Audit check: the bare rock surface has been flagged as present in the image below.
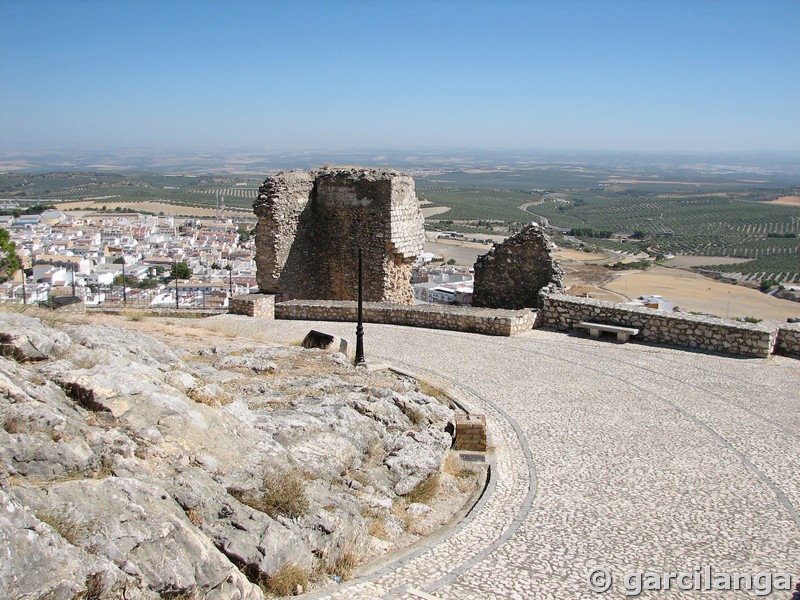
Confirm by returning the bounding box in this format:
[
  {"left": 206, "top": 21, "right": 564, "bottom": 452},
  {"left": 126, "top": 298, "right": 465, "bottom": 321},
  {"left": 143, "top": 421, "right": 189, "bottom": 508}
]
[
  {"left": 0, "top": 488, "right": 127, "bottom": 600},
  {"left": 0, "top": 312, "right": 71, "bottom": 361},
  {"left": 0, "top": 311, "right": 476, "bottom": 599}
]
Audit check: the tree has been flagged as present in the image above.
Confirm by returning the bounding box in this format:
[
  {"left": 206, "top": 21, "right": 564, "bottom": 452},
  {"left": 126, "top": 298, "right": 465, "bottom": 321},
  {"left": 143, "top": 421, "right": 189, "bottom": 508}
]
[
  {"left": 171, "top": 261, "right": 192, "bottom": 279},
  {"left": 0, "top": 228, "right": 20, "bottom": 282},
  {"left": 138, "top": 277, "right": 160, "bottom": 289},
  {"left": 237, "top": 226, "right": 253, "bottom": 243},
  {"left": 113, "top": 274, "right": 139, "bottom": 287},
  {"left": 759, "top": 278, "right": 777, "bottom": 292}
]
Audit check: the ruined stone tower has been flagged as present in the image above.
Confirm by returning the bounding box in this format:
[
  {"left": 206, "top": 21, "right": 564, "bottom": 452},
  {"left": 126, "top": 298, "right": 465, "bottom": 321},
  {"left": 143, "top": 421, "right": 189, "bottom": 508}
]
[
  {"left": 472, "top": 224, "right": 565, "bottom": 309},
  {"left": 254, "top": 168, "right": 424, "bottom": 304}
]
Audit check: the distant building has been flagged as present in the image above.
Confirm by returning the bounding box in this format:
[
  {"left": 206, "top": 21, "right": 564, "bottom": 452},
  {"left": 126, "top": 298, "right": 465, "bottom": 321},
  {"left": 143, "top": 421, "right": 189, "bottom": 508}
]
[{"left": 627, "top": 294, "right": 674, "bottom": 312}]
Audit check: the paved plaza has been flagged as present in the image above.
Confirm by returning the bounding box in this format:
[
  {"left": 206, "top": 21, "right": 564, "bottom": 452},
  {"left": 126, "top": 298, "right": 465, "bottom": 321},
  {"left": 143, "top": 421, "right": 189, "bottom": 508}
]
[{"left": 259, "top": 319, "right": 799, "bottom": 599}]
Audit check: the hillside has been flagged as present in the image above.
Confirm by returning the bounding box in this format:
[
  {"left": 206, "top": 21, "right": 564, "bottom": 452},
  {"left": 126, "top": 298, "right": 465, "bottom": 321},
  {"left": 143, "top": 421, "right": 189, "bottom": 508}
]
[{"left": 0, "top": 309, "right": 481, "bottom": 599}]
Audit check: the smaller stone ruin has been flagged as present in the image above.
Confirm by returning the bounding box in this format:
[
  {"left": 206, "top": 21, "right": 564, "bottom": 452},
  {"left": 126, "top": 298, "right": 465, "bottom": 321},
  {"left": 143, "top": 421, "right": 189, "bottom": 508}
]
[
  {"left": 254, "top": 167, "right": 424, "bottom": 304},
  {"left": 472, "top": 224, "right": 564, "bottom": 309}
]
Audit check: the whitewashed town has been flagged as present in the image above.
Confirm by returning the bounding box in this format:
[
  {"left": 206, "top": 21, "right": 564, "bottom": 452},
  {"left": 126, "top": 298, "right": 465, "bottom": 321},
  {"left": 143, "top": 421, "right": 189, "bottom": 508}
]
[{"left": 0, "top": 203, "right": 479, "bottom": 309}]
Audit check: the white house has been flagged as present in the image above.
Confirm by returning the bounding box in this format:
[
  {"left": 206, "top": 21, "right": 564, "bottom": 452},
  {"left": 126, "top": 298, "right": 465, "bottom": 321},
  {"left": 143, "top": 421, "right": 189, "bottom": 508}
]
[{"left": 85, "top": 271, "right": 115, "bottom": 286}]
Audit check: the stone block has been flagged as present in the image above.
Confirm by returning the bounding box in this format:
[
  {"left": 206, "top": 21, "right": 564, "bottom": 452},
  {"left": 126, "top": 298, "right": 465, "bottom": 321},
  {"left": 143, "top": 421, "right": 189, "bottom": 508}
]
[
  {"left": 229, "top": 294, "right": 275, "bottom": 319},
  {"left": 454, "top": 413, "right": 487, "bottom": 452},
  {"left": 301, "top": 330, "right": 354, "bottom": 359}
]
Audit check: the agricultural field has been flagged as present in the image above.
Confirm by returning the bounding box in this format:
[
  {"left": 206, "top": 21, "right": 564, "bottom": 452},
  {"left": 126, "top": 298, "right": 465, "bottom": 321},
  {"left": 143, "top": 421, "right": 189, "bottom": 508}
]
[
  {"left": 2, "top": 162, "right": 798, "bottom": 284},
  {"left": 416, "top": 168, "right": 800, "bottom": 284},
  {"left": 0, "top": 172, "right": 262, "bottom": 210}
]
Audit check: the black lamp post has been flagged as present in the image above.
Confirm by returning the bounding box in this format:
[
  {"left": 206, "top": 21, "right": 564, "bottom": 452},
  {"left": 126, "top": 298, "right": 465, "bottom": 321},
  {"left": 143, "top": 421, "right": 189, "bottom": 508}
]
[
  {"left": 228, "top": 262, "right": 233, "bottom": 298},
  {"left": 70, "top": 262, "right": 76, "bottom": 298},
  {"left": 355, "top": 247, "right": 366, "bottom": 365}
]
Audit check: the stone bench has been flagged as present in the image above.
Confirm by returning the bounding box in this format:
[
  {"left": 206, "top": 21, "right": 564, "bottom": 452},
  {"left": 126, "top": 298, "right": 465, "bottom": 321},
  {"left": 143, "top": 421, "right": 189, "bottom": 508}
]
[{"left": 577, "top": 321, "right": 639, "bottom": 342}]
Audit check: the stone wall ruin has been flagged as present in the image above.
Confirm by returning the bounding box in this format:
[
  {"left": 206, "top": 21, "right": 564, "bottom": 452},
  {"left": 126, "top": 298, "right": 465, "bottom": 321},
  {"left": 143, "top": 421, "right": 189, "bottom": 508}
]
[
  {"left": 254, "top": 168, "right": 424, "bottom": 304},
  {"left": 472, "top": 224, "right": 564, "bottom": 309}
]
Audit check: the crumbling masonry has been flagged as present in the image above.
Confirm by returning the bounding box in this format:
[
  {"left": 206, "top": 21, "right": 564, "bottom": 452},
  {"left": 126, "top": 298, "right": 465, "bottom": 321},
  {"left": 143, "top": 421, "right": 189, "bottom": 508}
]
[
  {"left": 254, "top": 168, "right": 424, "bottom": 304},
  {"left": 472, "top": 224, "right": 565, "bottom": 309}
]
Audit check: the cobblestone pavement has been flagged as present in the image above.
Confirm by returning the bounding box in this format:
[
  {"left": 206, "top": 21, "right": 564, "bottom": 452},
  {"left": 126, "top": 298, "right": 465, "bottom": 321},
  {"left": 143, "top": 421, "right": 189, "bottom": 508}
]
[{"left": 256, "top": 319, "right": 800, "bottom": 599}]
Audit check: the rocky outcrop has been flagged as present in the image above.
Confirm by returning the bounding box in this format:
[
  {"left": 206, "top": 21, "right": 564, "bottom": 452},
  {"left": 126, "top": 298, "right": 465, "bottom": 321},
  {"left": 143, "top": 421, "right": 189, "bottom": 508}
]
[
  {"left": 0, "top": 312, "right": 71, "bottom": 361},
  {"left": 472, "top": 224, "right": 565, "bottom": 309},
  {"left": 254, "top": 168, "right": 425, "bottom": 304},
  {"left": 0, "top": 312, "right": 459, "bottom": 598}
]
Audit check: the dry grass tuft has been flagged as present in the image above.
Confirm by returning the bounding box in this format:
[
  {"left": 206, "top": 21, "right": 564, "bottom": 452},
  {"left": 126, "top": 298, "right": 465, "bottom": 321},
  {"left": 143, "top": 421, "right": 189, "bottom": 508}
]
[
  {"left": 71, "top": 353, "right": 100, "bottom": 369},
  {"left": 36, "top": 511, "right": 87, "bottom": 545},
  {"left": 185, "top": 507, "right": 203, "bottom": 527},
  {"left": 91, "top": 456, "right": 114, "bottom": 479},
  {"left": 78, "top": 571, "right": 106, "bottom": 600},
  {"left": 405, "top": 472, "right": 441, "bottom": 504},
  {"left": 367, "top": 515, "right": 389, "bottom": 539},
  {"left": 262, "top": 564, "right": 309, "bottom": 596},
  {"left": 122, "top": 309, "right": 146, "bottom": 322},
  {"left": 326, "top": 534, "right": 364, "bottom": 581},
  {"left": 34, "top": 311, "right": 63, "bottom": 330},
  {"left": 416, "top": 380, "right": 450, "bottom": 403},
  {"left": 443, "top": 451, "right": 481, "bottom": 493},
  {"left": 207, "top": 319, "right": 248, "bottom": 339},
  {"left": 187, "top": 387, "right": 231, "bottom": 407},
  {"left": 0, "top": 302, "right": 29, "bottom": 315},
  {"left": 3, "top": 414, "right": 27, "bottom": 434}
]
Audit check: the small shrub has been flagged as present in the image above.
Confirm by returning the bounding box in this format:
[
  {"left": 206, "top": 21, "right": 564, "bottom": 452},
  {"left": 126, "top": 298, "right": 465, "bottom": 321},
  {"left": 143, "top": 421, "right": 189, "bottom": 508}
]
[
  {"left": 263, "top": 564, "right": 309, "bottom": 596},
  {"left": 234, "top": 470, "right": 309, "bottom": 520},
  {"left": 260, "top": 470, "right": 309, "bottom": 519},
  {"left": 739, "top": 316, "right": 763, "bottom": 324}
]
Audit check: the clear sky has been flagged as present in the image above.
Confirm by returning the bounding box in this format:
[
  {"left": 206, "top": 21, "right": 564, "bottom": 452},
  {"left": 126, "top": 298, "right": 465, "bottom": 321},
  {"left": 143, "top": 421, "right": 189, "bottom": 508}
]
[{"left": 1, "top": 0, "right": 799, "bottom": 154}]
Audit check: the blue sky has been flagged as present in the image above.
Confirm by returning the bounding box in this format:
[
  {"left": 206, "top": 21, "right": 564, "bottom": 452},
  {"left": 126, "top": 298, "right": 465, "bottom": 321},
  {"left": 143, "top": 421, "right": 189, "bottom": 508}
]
[{"left": 1, "top": 0, "right": 798, "bottom": 154}]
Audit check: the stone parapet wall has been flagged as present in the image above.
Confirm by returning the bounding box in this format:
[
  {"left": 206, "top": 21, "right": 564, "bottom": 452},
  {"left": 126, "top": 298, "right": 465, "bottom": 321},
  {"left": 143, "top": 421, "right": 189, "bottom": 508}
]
[
  {"left": 229, "top": 294, "right": 275, "bottom": 319},
  {"left": 540, "top": 294, "right": 778, "bottom": 358},
  {"left": 275, "top": 300, "right": 537, "bottom": 336},
  {"left": 775, "top": 323, "right": 800, "bottom": 357}
]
